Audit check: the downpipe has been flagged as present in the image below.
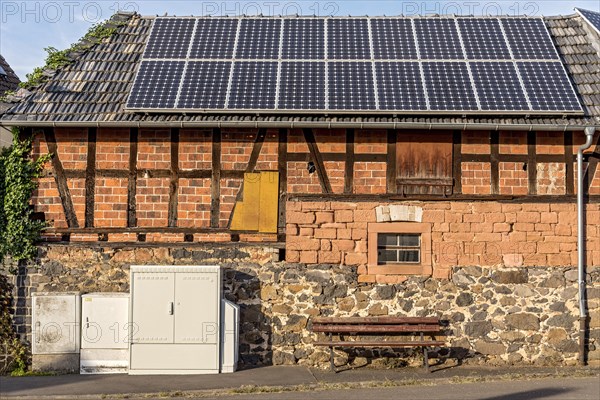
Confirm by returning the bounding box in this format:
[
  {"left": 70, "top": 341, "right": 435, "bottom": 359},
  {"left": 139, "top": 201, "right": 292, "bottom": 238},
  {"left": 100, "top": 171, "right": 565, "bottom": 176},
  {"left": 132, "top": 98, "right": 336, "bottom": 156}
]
[{"left": 577, "top": 126, "right": 595, "bottom": 366}]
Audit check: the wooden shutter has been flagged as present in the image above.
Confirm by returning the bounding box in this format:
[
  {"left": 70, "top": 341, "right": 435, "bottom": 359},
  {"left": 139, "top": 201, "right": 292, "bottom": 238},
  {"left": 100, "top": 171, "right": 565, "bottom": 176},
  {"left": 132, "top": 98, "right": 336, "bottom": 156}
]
[{"left": 230, "top": 172, "right": 279, "bottom": 233}]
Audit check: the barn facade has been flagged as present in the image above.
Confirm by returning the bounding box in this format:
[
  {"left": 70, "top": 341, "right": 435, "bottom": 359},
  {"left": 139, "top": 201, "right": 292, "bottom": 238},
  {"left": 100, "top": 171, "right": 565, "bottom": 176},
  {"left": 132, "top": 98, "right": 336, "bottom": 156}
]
[{"left": 2, "top": 10, "right": 600, "bottom": 369}]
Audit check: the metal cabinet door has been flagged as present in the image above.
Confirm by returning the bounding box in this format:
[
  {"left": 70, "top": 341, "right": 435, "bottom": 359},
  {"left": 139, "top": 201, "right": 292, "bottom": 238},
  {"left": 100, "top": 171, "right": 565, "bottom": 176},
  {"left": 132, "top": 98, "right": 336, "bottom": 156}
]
[
  {"left": 32, "top": 294, "right": 80, "bottom": 354},
  {"left": 174, "top": 272, "right": 219, "bottom": 344},
  {"left": 131, "top": 273, "right": 174, "bottom": 344},
  {"left": 81, "top": 295, "right": 129, "bottom": 349}
]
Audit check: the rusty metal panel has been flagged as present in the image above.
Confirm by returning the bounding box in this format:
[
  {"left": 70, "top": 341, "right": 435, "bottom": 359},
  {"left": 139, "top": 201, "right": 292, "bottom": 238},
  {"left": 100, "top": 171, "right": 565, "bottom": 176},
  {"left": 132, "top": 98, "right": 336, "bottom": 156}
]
[
  {"left": 396, "top": 131, "right": 453, "bottom": 195},
  {"left": 258, "top": 171, "right": 280, "bottom": 233},
  {"left": 230, "top": 172, "right": 279, "bottom": 232}
]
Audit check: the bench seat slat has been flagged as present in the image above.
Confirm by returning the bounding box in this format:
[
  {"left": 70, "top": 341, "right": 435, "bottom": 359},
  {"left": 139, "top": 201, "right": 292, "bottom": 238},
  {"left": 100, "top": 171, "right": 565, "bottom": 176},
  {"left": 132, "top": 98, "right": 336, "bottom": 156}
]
[
  {"left": 312, "top": 324, "right": 441, "bottom": 333},
  {"left": 313, "top": 341, "right": 445, "bottom": 347},
  {"left": 312, "top": 317, "right": 439, "bottom": 325}
]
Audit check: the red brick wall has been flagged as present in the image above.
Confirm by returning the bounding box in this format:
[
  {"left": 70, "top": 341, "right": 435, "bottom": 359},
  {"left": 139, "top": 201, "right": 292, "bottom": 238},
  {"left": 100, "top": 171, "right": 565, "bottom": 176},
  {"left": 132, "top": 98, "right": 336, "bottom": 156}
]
[
  {"left": 28, "top": 127, "right": 600, "bottom": 245},
  {"left": 286, "top": 201, "right": 600, "bottom": 283}
]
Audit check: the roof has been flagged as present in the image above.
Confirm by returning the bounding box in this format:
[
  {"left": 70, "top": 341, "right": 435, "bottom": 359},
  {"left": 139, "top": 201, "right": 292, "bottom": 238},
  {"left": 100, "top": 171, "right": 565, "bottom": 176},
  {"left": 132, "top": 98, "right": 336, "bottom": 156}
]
[
  {"left": 0, "top": 54, "right": 21, "bottom": 114},
  {"left": 2, "top": 11, "right": 600, "bottom": 130}
]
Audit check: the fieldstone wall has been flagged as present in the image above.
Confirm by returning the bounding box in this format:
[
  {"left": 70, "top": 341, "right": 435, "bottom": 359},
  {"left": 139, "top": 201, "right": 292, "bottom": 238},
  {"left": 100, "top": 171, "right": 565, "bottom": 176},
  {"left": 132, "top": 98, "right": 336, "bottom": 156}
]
[{"left": 2, "top": 243, "right": 599, "bottom": 371}]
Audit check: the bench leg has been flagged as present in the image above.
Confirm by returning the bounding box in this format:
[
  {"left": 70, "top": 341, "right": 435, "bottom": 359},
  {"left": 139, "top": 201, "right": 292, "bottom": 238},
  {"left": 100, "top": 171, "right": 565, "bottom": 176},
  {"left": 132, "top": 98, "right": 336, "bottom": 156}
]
[
  {"left": 330, "top": 346, "right": 335, "bottom": 372},
  {"left": 423, "top": 347, "right": 430, "bottom": 373}
]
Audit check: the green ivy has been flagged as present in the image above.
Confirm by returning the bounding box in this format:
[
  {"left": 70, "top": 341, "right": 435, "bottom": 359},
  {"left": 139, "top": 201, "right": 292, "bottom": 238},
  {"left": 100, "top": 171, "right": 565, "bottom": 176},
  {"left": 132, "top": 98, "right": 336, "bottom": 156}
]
[
  {"left": 0, "top": 128, "right": 50, "bottom": 262},
  {"left": 20, "top": 20, "right": 124, "bottom": 90}
]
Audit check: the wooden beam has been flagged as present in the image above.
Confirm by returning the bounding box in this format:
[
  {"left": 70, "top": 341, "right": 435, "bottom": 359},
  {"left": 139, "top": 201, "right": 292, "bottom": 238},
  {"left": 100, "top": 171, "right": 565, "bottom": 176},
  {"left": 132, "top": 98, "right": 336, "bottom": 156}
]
[
  {"left": 386, "top": 129, "right": 397, "bottom": 194},
  {"left": 84, "top": 128, "right": 96, "bottom": 228},
  {"left": 303, "top": 128, "right": 332, "bottom": 194},
  {"left": 227, "top": 129, "right": 267, "bottom": 228},
  {"left": 288, "top": 193, "right": 600, "bottom": 203},
  {"left": 278, "top": 128, "right": 288, "bottom": 232},
  {"left": 168, "top": 128, "right": 179, "bottom": 228},
  {"left": 527, "top": 131, "right": 538, "bottom": 195},
  {"left": 210, "top": 128, "right": 222, "bottom": 228},
  {"left": 490, "top": 131, "right": 500, "bottom": 195},
  {"left": 43, "top": 128, "right": 79, "bottom": 228},
  {"left": 461, "top": 153, "right": 567, "bottom": 163},
  {"left": 583, "top": 132, "right": 600, "bottom": 195},
  {"left": 286, "top": 152, "right": 386, "bottom": 163},
  {"left": 127, "top": 128, "right": 138, "bottom": 227},
  {"left": 452, "top": 130, "right": 462, "bottom": 194},
  {"left": 344, "top": 129, "right": 355, "bottom": 194},
  {"left": 565, "top": 131, "right": 574, "bottom": 195}
]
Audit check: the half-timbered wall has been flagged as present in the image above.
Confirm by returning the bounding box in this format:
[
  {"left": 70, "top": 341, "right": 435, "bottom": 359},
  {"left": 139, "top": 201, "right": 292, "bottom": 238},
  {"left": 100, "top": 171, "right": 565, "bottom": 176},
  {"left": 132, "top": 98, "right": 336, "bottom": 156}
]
[{"left": 30, "top": 127, "right": 600, "bottom": 258}]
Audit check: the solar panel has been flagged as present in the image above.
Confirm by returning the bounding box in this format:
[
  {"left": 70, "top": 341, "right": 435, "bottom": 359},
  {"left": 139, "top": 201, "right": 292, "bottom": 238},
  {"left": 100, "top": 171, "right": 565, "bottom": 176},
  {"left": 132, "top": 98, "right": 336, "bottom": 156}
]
[
  {"left": 278, "top": 62, "right": 326, "bottom": 109},
  {"left": 577, "top": 8, "right": 600, "bottom": 34},
  {"left": 282, "top": 19, "right": 325, "bottom": 59},
  {"left": 189, "top": 19, "right": 238, "bottom": 59},
  {"left": 236, "top": 19, "right": 282, "bottom": 59},
  {"left": 328, "top": 62, "right": 376, "bottom": 110},
  {"left": 143, "top": 18, "right": 196, "bottom": 59},
  {"left": 414, "top": 18, "right": 464, "bottom": 59},
  {"left": 177, "top": 62, "right": 231, "bottom": 109},
  {"left": 458, "top": 18, "right": 511, "bottom": 60},
  {"left": 228, "top": 62, "right": 278, "bottom": 109},
  {"left": 128, "top": 16, "right": 583, "bottom": 115},
  {"left": 375, "top": 62, "right": 426, "bottom": 110},
  {"left": 370, "top": 19, "right": 418, "bottom": 60},
  {"left": 470, "top": 62, "right": 529, "bottom": 110},
  {"left": 517, "top": 61, "right": 582, "bottom": 111},
  {"left": 501, "top": 18, "right": 559, "bottom": 60},
  {"left": 126, "top": 61, "right": 185, "bottom": 108},
  {"left": 328, "top": 19, "right": 371, "bottom": 60},
  {"left": 422, "top": 62, "right": 478, "bottom": 110}
]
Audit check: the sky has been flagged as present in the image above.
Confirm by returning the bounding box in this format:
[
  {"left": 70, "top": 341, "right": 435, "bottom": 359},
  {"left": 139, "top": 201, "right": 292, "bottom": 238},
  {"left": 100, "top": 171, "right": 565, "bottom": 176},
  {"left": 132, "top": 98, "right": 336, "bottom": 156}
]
[{"left": 1, "top": 0, "right": 599, "bottom": 80}]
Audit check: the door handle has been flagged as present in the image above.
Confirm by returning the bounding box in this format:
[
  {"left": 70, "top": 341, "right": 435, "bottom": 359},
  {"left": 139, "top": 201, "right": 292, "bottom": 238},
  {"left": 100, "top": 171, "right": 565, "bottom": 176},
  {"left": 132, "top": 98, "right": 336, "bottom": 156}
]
[
  {"left": 86, "top": 317, "right": 89, "bottom": 329},
  {"left": 168, "top": 302, "right": 174, "bottom": 315}
]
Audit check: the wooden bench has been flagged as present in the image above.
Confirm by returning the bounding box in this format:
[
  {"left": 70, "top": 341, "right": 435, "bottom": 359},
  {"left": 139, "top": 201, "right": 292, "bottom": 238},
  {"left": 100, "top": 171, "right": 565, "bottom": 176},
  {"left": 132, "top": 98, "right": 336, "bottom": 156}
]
[{"left": 311, "top": 316, "right": 444, "bottom": 372}]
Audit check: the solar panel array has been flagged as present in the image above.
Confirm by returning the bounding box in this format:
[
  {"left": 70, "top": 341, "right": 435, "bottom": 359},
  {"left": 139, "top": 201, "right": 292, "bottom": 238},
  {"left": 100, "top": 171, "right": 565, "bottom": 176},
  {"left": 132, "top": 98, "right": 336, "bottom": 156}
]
[
  {"left": 576, "top": 8, "right": 600, "bottom": 36},
  {"left": 126, "top": 16, "right": 583, "bottom": 114}
]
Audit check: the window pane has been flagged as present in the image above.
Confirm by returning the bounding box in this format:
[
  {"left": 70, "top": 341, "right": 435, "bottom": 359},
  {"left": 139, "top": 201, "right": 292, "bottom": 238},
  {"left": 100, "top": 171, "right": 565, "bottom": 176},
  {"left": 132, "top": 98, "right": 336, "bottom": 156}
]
[
  {"left": 378, "top": 249, "right": 398, "bottom": 263},
  {"left": 399, "top": 250, "right": 420, "bottom": 263},
  {"left": 398, "top": 234, "right": 420, "bottom": 247},
  {"left": 378, "top": 234, "right": 398, "bottom": 247}
]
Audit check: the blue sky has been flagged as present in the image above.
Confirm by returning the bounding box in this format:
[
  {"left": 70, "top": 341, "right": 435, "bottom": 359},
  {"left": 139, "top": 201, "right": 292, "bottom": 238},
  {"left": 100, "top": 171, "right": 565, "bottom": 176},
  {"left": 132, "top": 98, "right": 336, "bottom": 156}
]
[{"left": 1, "top": 0, "right": 599, "bottom": 80}]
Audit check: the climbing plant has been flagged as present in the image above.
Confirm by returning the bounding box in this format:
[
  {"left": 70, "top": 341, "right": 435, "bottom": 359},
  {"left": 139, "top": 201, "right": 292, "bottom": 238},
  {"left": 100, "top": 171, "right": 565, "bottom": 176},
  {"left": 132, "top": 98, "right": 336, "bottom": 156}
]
[{"left": 0, "top": 128, "right": 50, "bottom": 262}]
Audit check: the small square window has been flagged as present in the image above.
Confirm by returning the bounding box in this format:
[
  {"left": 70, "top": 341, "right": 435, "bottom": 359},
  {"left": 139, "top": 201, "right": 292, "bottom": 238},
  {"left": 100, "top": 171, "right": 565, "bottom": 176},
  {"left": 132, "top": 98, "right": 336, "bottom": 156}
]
[
  {"left": 368, "top": 222, "right": 432, "bottom": 276},
  {"left": 377, "top": 233, "right": 421, "bottom": 264}
]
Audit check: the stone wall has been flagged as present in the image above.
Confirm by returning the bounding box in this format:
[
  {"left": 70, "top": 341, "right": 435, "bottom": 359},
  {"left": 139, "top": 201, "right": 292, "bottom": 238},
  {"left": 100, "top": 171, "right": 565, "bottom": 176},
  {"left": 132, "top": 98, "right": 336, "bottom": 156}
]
[{"left": 2, "top": 243, "right": 599, "bottom": 371}]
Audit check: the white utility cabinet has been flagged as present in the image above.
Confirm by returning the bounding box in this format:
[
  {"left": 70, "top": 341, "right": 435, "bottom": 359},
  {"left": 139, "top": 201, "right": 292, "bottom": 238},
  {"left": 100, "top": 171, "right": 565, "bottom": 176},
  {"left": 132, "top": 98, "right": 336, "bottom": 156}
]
[
  {"left": 221, "top": 299, "right": 239, "bottom": 373},
  {"left": 129, "top": 265, "right": 222, "bottom": 375},
  {"left": 32, "top": 292, "right": 80, "bottom": 371},
  {"left": 80, "top": 293, "right": 129, "bottom": 374}
]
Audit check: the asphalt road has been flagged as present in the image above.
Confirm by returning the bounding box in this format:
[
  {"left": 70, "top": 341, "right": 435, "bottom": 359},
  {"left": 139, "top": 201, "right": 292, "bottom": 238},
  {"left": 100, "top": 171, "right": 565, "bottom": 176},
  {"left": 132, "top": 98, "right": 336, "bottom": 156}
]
[{"left": 187, "top": 377, "right": 600, "bottom": 400}]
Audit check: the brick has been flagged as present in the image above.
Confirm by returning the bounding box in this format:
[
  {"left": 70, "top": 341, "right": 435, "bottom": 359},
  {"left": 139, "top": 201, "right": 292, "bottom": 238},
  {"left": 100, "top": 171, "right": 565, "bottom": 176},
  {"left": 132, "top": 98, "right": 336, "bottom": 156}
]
[
  {"left": 286, "top": 250, "right": 300, "bottom": 263},
  {"left": 314, "top": 228, "right": 337, "bottom": 239},
  {"left": 287, "top": 211, "right": 315, "bottom": 224},
  {"left": 319, "top": 251, "right": 341, "bottom": 264},
  {"left": 472, "top": 203, "right": 502, "bottom": 213},
  {"left": 432, "top": 267, "right": 452, "bottom": 280},
  {"left": 330, "top": 201, "right": 358, "bottom": 210},
  {"left": 358, "top": 275, "right": 377, "bottom": 283},
  {"left": 286, "top": 201, "right": 302, "bottom": 211},
  {"left": 337, "top": 228, "right": 352, "bottom": 240},
  {"left": 315, "top": 212, "right": 334, "bottom": 224},
  {"left": 299, "top": 227, "right": 314, "bottom": 236},
  {"left": 493, "top": 223, "right": 511, "bottom": 233},
  {"left": 287, "top": 224, "right": 298, "bottom": 235},
  {"left": 332, "top": 239, "right": 355, "bottom": 252},
  {"left": 516, "top": 212, "right": 541, "bottom": 223},
  {"left": 344, "top": 253, "right": 367, "bottom": 265},
  {"left": 376, "top": 275, "right": 408, "bottom": 284},
  {"left": 301, "top": 202, "right": 328, "bottom": 211},
  {"left": 555, "top": 225, "right": 572, "bottom": 236},
  {"left": 335, "top": 210, "right": 354, "bottom": 223},
  {"left": 547, "top": 253, "right": 572, "bottom": 266},
  {"left": 287, "top": 236, "right": 320, "bottom": 251},
  {"left": 353, "top": 210, "right": 376, "bottom": 222},
  {"left": 464, "top": 213, "right": 484, "bottom": 223},
  {"left": 513, "top": 223, "right": 534, "bottom": 232},
  {"left": 300, "top": 251, "right": 318, "bottom": 264},
  {"left": 320, "top": 239, "right": 331, "bottom": 251},
  {"left": 474, "top": 233, "right": 502, "bottom": 242},
  {"left": 540, "top": 212, "right": 558, "bottom": 224},
  {"left": 558, "top": 211, "right": 577, "bottom": 225},
  {"left": 537, "top": 242, "right": 560, "bottom": 254},
  {"left": 352, "top": 229, "right": 368, "bottom": 240},
  {"left": 422, "top": 210, "right": 445, "bottom": 223}
]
